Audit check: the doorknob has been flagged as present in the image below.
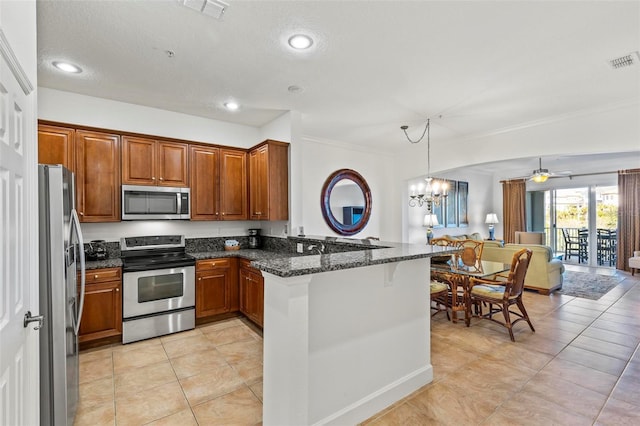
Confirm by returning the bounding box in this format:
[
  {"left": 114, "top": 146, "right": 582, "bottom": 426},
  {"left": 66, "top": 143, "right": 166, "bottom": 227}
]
[{"left": 24, "top": 311, "right": 44, "bottom": 330}]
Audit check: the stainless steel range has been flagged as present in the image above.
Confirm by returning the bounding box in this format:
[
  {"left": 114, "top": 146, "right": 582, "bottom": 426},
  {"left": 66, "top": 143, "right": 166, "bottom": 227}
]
[{"left": 120, "top": 235, "right": 195, "bottom": 344}]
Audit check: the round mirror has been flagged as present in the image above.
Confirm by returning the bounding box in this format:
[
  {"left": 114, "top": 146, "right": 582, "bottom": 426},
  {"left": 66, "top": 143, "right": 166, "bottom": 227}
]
[{"left": 320, "top": 169, "right": 372, "bottom": 236}]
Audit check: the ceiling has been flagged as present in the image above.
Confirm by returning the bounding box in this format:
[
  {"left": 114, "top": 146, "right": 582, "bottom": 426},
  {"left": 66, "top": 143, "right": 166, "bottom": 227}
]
[{"left": 37, "top": 0, "right": 639, "bottom": 160}]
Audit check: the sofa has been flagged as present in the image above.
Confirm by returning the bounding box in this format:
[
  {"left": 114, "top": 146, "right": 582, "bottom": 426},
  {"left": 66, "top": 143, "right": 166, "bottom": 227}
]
[{"left": 440, "top": 233, "right": 564, "bottom": 295}]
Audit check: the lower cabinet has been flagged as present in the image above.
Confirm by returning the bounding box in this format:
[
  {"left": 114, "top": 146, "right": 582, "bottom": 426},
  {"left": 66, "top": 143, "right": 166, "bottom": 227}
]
[
  {"left": 196, "top": 258, "right": 239, "bottom": 319},
  {"left": 78, "top": 267, "right": 122, "bottom": 345},
  {"left": 239, "top": 259, "right": 264, "bottom": 327}
]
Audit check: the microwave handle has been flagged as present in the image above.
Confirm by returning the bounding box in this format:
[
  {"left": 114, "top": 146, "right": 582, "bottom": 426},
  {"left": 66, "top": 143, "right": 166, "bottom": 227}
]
[{"left": 177, "top": 192, "right": 182, "bottom": 215}]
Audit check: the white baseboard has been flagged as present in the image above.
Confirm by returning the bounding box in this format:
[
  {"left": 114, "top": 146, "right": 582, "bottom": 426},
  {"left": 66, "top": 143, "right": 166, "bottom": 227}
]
[{"left": 312, "top": 365, "right": 434, "bottom": 426}]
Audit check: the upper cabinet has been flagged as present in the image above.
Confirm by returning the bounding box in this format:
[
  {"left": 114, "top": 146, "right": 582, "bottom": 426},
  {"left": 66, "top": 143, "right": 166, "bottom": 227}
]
[
  {"left": 38, "top": 124, "right": 75, "bottom": 170},
  {"left": 122, "top": 136, "right": 189, "bottom": 187},
  {"left": 220, "top": 148, "right": 247, "bottom": 220},
  {"left": 190, "top": 145, "right": 247, "bottom": 221},
  {"left": 249, "top": 140, "right": 289, "bottom": 221},
  {"left": 76, "top": 130, "right": 121, "bottom": 222}
]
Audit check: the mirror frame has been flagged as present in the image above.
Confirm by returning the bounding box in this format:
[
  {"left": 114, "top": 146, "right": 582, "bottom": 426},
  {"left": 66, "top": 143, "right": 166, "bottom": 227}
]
[{"left": 320, "top": 168, "right": 372, "bottom": 236}]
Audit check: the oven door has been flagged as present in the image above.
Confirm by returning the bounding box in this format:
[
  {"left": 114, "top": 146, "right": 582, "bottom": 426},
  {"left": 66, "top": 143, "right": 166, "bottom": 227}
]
[{"left": 123, "top": 266, "right": 195, "bottom": 318}]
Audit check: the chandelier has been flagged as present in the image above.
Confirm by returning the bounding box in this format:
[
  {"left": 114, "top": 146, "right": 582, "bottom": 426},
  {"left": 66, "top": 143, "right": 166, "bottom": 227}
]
[{"left": 402, "top": 118, "right": 449, "bottom": 210}]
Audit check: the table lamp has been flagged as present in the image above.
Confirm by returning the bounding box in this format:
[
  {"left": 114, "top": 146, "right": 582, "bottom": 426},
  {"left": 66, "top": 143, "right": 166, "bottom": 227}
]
[
  {"left": 485, "top": 213, "right": 499, "bottom": 240},
  {"left": 423, "top": 213, "right": 439, "bottom": 244}
]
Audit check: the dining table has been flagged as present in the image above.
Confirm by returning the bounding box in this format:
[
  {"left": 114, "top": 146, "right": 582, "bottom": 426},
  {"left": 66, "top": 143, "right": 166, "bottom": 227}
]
[{"left": 431, "top": 257, "right": 511, "bottom": 326}]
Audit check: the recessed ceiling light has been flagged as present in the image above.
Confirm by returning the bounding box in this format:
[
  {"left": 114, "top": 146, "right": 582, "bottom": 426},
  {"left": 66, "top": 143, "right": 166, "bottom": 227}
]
[
  {"left": 288, "top": 34, "right": 313, "bottom": 50},
  {"left": 52, "top": 61, "right": 82, "bottom": 73},
  {"left": 224, "top": 101, "right": 239, "bottom": 111}
]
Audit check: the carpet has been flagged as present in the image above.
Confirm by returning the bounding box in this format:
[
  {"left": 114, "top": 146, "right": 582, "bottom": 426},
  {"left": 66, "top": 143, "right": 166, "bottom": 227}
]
[{"left": 556, "top": 270, "right": 623, "bottom": 300}]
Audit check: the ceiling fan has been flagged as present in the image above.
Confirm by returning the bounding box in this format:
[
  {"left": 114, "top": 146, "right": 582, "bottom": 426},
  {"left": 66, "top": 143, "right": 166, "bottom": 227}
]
[{"left": 526, "top": 157, "right": 571, "bottom": 183}]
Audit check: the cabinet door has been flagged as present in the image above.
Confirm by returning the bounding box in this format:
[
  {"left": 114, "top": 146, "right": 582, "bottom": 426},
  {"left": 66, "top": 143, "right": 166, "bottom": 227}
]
[
  {"left": 76, "top": 130, "right": 120, "bottom": 222},
  {"left": 249, "top": 141, "right": 289, "bottom": 221},
  {"left": 220, "top": 148, "right": 247, "bottom": 220},
  {"left": 254, "top": 271, "right": 264, "bottom": 327},
  {"left": 78, "top": 269, "right": 122, "bottom": 343},
  {"left": 122, "top": 136, "right": 156, "bottom": 185},
  {"left": 157, "top": 141, "right": 189, "bottom": 187},
  {"left": 190, "top": 145, "right": 220, "bottom": 220},
  {"left": 248, "top": 147, "right": 268, "bottom": 220},
  {"left": 239, "top": 267, "right": 252, "bottom": 318},
  {"left": 37, "top": 124, "right": 75, "bottom": 170},
  {"left": 239, "top": 265, "right": 263, "bottom": 327},
  {"left": 196, "top": 269, "right": 230, "bottom": 317}
]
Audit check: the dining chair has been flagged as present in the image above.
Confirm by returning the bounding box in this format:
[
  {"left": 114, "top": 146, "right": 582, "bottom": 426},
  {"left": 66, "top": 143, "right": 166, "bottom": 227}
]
[
  {"left": 454, "top": 239, "right": 484, "bottom": 271},
  {"left": 430, "top": 281, "right": 450, "bottom": 319},
  {"left": 467, "top": 248, "right": 534, "bottom": 341},
  {"left": 429, "top": 237, "right": 458, "bottom": 319},
  {"left": 561, "top": 228, "right": 582, "bottom": 262}
]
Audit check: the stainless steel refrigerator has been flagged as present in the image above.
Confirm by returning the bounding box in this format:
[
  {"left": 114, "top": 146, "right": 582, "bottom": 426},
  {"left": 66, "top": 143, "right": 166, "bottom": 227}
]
[{"left": 38, "top": 164, "right": 86, "bottom": 426}]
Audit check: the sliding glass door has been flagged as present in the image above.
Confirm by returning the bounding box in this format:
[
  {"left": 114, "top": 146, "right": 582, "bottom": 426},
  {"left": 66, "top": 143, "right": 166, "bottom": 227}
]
[{"left": 541, "top": 185, "right": 618, "bottom": 267}]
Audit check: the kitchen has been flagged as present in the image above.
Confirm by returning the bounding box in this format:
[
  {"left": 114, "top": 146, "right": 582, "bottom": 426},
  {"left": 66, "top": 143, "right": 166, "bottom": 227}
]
[
  {"left": 5, "top": 1, "right": 638, "bottom": 425},
  {"left": 34, "top": 89, "right": 446, "bottom": 425}
]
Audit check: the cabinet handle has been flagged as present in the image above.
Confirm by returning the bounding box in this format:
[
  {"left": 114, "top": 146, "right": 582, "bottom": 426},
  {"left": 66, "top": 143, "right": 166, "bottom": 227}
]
[
  {"left": 79, "top": 212, "right": 84, "bottom": 216},
  {"left": 152, "top": 177, "right": 156, "bottom": 180},
  {"left": 221, "top": 212, "right": 225, "bottom": 216},
  {"left": 94, "top": 274, "right": 98, "bottom": 279},
  {"left": 215, "top": 212, "right": 219, "bottom": 215},
  {"left": 159, "top": 177, "right": 164, "bottom": 181},
  {"left": 198, "top": 277, "right": 201, "bottom": 281},
  {"left": 116, "top": 288, "right": 119, "bottom": 292}
]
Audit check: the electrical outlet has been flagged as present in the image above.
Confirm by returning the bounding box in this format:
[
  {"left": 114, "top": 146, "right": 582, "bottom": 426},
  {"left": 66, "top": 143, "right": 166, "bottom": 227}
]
[{"left": 297, "top": 243, "right": 303, "bottom": 253}]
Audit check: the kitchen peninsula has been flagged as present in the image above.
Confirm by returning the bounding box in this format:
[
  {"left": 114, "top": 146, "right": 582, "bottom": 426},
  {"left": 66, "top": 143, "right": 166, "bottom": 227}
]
[
  {"left": 83, "top": 235, "right": 454, "bottom": 425},
  {"left": 250, "top": 236, "right": 453, "bottom": 426}
]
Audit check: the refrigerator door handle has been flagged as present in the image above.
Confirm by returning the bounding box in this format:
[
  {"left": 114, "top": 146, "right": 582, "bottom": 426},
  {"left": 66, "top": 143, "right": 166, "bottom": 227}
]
[{"left": 70, "top": 208, "right": 86, "bottom": 335}]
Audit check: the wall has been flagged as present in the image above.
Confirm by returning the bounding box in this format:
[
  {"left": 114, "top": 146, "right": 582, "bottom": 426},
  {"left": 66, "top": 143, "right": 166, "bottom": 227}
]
[
  {"left": 297, "top": 137, "right": 397, "bottom": 240},
  {"left": 405, "top": 170, "right": 494, "bottom": 244},
  {"left": 398, "top": 101, "right": 640, "bottom": 243}
]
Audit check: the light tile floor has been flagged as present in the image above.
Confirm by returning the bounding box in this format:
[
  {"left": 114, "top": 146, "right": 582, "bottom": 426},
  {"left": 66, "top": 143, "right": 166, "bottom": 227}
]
[
  {"left": 76, "top": 267, "right": 640, "bottom": 425},
  {"left": 75, "top": 318, "right": 263, "bottom": 426}
]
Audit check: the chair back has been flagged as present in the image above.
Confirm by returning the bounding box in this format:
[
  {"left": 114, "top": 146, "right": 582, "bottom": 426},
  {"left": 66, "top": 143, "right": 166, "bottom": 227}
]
[
  {"left": 455, "top": 239, "right": 484, "bottom": 268},
  {"left": 561, "top": 228, "right": 570, "bottom": 243},
  {"left": 505, "top": 248, "right": 533, "bottom": 297},
  {"left": 431, "top": 237, "right": 456, "bottom": 247}
]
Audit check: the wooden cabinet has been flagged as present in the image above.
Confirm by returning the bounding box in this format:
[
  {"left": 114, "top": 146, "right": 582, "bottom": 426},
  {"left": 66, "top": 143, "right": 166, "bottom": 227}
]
[
  {"left": 220, "top": 148, "right": 247, "bottom": 220},
  {"left": 239, "top": 259, "right": 264, "bottom": 327},
  {"left": 122, "top": 136, "right": 189, "bottom": 187},
  {"left": 190, "top": 145, "right": 247, "bottom": 220},
  {"left": 196, "top": 258, "right": 239, "bottom": 319},
  {"left": 37, "top": 124, "right": 75, "bottom": 169},
  {"left": 248, "top": 140, "right": 289, "bottom": 220},
  {"left": 76, "top": 130, "right": 121, "bottom": 222},
  {"left": 78, "top": 268, "right": 122, "bottom": 345}
]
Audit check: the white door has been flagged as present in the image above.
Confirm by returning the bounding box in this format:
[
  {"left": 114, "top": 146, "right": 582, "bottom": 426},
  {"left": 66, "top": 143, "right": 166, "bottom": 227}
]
[{"left": 0, "top": 25, "right": 39, "bottom": 426}]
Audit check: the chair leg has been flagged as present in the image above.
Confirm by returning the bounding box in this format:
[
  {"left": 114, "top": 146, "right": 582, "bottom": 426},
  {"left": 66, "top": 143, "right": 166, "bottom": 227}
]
[
  {"left": 501, "top": 304, "right": 515, "bottom": 342},
  {"left": 516, "top": 298, "right": 535, "bottom": 332}
]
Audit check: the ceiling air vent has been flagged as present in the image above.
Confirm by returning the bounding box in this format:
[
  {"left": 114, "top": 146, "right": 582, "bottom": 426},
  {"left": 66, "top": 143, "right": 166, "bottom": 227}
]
[
  {"left": 608, "top": 51, "right": 640, "bottom": 69},
  {"left": 182, "top": 0, "right": 228, "bottom": 19}
]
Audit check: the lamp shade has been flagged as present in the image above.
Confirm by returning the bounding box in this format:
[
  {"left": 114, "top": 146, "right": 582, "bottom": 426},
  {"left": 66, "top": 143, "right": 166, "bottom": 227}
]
[
  {"left": 423, "top": 214, "right": 439, "bottom": 227},
  {"left": 485, "top": 213, "right": 499, "bottom": 225}
]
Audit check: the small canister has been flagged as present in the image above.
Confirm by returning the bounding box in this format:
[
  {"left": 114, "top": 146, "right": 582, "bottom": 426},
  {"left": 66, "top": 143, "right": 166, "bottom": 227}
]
[{"left": 248, "top": 229, "right": 261, "bottom": 249}]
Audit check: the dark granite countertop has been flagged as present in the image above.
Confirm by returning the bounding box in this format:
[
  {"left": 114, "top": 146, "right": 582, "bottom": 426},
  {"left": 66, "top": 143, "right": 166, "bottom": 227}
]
[
  {"left": 188, "top": 249, "right": 304, "bottom": 262},
  {"left": 84, "top": 236, "right": 457, "bottom": 277},
  {"left": 85, "top": 258, "right": 123, "bottom": 270},
  {"left": 250, "top": 239, "right": 456, "bottom": 278}
]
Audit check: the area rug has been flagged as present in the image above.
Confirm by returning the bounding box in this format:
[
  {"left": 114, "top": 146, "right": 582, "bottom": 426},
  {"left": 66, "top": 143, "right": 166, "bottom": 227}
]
[{"left": 556, "top": 270, "right": 623, "bottom": 300}]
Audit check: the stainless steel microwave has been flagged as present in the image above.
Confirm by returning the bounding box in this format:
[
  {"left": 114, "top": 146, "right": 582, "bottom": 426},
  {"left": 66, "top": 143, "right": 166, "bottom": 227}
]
[{"left": 122, "top": 185, "right": 190, "bottom": 220}]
